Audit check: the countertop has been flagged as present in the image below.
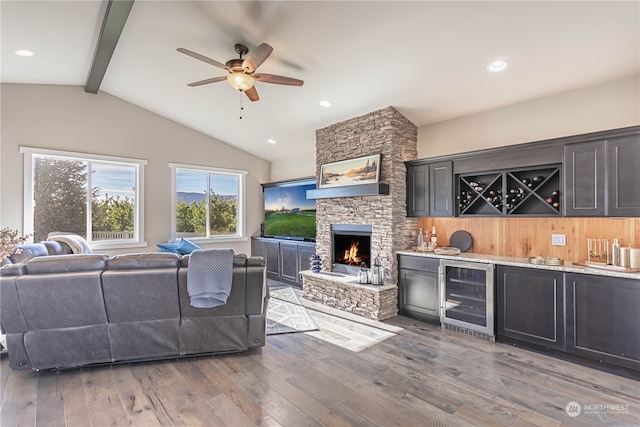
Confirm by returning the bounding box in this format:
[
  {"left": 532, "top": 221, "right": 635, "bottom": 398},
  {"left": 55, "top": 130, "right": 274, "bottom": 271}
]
[{"left": 396, "top": 250, "right": 640, "bottom": 280}]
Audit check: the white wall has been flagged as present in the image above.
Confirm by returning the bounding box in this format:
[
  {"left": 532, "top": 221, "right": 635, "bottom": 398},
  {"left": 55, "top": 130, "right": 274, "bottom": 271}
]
[
  {"left": 0, "top": 84, "right": 270, "bottom": 255},
  {"left": 269, "top": 152, "right": 316, "bottom": 183},
  {"left": 272, "top": 76, "right": 640, "bottom": 180},
  {"left": 417, "top": 75, "right": 640, "bottom": 158}
]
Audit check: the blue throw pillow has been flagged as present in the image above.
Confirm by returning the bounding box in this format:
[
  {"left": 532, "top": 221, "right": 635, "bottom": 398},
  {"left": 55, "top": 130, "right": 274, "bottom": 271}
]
[
  {"left": 176, "top": 238, "right": 200, "bottom": 255},
  {"left": 157, "top": 241, "right": 181, "bottom": 254}
]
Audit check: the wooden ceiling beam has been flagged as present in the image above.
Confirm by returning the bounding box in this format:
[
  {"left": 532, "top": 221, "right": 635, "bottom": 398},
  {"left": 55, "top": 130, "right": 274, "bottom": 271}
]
[{"left": 85, "top": 0, "right": 134, "bottom": 94}]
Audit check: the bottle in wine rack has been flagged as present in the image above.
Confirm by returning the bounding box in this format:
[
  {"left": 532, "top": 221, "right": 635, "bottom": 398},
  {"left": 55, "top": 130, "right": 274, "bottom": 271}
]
[
  {"left": 468, "top": 181, "right": 485, "bottom": 193},
  {"left": 521, "top": 178, "right": 533, "bottom": 188},
  {"left": 546, "top": 190, "right": 560, "bottom": 209},
  {"left": 532, "top": 175, "right": 545, "bottom": 187}
]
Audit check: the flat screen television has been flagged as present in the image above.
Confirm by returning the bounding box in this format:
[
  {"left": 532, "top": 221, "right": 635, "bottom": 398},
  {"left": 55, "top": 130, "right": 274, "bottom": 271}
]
[{"left": 262, "top": 178, "right": 316, "bottom": 241}]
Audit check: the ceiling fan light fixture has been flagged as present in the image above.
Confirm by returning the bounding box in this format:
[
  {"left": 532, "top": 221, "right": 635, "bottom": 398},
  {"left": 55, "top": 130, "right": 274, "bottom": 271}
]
[
  {"left": 487, "top": 60, "right": 508, "bottom": 72},
  {"left": 227, "top": 73, "right": 255, "bottom": 91},
  {"left": 15, "top": 49, "right": 34, "bottom": 57}
]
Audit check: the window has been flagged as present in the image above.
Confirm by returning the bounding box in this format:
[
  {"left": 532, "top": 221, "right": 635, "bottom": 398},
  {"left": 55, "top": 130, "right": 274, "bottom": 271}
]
[
  {"left": 21, "top": 147, "right": 146, "bottom": 249},
  {"left": 170, "top": 163, "right": 246, "bottom": 242}
]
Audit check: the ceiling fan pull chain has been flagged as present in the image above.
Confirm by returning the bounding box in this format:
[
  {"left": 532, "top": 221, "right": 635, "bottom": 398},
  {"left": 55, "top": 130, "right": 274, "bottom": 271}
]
[{"left": 239, "top": 91, "right": 244, "bottom": 120}]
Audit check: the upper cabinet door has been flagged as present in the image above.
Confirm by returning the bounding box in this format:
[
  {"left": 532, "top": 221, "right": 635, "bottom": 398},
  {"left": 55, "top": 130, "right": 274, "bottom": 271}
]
[
  {"left": 564, "top": 141, "right": 606, "bottom": 216},
  {"left": 429, "top": 161, "right": 453, "bottom": 217},
  {"left": 606, "top": 136, "right": 640, "bottom": 217},
  {"left": 406, "top": 163, "right": 429, "bottom": 217}
]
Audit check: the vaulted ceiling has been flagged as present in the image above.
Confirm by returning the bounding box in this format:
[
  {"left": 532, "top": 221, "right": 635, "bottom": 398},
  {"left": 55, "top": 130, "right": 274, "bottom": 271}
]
[{"left": 2, "top": 1, "right": 638, "bottom": 162}]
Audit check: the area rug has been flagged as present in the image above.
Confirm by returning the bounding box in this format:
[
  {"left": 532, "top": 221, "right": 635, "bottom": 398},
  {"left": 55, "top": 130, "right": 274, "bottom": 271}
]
[
  {"left": 298, "top": 294, "right": 402, "bottom": 352},
  {"left": 266, "top": 287, "right": 318, "bottom": 335}
]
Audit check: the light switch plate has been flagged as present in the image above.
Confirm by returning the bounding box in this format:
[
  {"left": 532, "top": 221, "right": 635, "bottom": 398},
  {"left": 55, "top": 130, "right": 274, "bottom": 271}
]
[{"left": 551, "top": 234, "right": 566, "bottom": 246}]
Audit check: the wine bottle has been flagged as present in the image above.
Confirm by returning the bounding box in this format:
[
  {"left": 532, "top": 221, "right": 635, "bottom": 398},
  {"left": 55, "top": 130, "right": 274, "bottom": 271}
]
[{"left": 430, "top": 226, "right": 438, "bottom": 248}]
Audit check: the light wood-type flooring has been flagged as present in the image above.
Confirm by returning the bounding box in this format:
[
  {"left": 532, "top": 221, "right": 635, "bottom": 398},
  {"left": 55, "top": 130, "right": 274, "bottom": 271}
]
[{"left": 1, "top": 294, "right": 639, "bottom": 426}]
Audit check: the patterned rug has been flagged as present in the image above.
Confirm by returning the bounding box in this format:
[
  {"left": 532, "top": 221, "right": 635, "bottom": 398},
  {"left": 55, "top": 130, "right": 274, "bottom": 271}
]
[{"left": 266, "top": 287, "right": 319, "bottom": 335}]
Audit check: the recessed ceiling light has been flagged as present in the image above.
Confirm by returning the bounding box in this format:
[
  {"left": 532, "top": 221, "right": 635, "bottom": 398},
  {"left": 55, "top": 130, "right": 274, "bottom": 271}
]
[
  {"left": 487, "top": 60, "right": 508, "bottom": 72},
  {"left": 267, "top": 139, "right": 277, "bottom": 144},
  {"left": 15, "top": 50, "right": 34, "bottom": 57},
  {"left": 318, "top": 99, "right": 332, "bottom": 108}
]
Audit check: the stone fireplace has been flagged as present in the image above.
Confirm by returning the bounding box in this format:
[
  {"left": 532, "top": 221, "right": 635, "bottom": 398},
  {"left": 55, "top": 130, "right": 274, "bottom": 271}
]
[
  {"left": 332, "top": 224, "right": 372, "bottom": 274},
  {"left": 300, "top": 106, "right": 418, "bottom": 320}
]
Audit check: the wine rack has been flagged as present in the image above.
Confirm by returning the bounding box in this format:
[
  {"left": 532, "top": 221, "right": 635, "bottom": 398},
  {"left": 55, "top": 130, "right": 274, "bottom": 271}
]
[{"left": 457, "top": 165, "right": 561, "bottom": 216}]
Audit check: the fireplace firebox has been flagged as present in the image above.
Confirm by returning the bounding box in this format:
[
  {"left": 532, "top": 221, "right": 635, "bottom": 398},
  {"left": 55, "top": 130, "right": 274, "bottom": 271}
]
[{"left": 331, "top": 224, "right": 372, "bottom": 275}]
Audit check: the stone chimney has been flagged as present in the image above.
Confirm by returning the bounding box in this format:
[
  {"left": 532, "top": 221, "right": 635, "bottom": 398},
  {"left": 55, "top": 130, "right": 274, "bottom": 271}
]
[{"left": 314, "top": 106, "right": 418, "bottom": 284}]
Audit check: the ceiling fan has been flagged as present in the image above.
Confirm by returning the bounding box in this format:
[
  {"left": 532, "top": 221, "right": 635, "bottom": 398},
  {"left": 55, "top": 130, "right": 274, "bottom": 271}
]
[{"left": 177, "top": 43, "right": 303, "bottom": 102}]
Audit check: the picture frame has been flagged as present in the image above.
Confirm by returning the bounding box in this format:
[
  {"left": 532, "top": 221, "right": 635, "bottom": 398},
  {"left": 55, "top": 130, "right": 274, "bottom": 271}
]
[{"left": 319, "top": 154, "right": 381, "bottom": 188}]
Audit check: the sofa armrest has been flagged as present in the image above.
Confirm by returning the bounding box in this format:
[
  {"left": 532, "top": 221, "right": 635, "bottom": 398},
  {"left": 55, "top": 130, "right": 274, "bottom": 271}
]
[{"left": 245, "top": 260, "right": 267, "bottom": 315}]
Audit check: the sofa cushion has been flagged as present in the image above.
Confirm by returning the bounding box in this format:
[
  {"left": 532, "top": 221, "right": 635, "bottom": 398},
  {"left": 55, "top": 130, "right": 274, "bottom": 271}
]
[
  {"left": 176, "top": 238, "right": 200, "bottom": 255},
  {"left": 9, "top": 243, "right": 48, "bottom": 263},
  {"left": 157, "top": 241, "right": 180, "bottom": 253},
  {"left": 107, "top": 252, "right": 180, "bottom": 270},
  {"left": 24, "top": 254, "right": 108, "bottom": 274},
  {"left": 157, "top": 238, "right": 200, "bottom": 255},
  {"left": 102, "top": 268, "right": 180, "bottom": 322},
  {"left": 17, "top": 270, "right": 108, "bottom": 329}
]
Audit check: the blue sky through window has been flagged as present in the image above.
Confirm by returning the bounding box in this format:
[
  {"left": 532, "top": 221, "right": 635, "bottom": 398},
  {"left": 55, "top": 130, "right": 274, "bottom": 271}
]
[
  {"left": 176, "top": 169, "right": 238, "bottom": 195},
  {"left": 92, "top": 163, "right": 135, "bottom": 199}
]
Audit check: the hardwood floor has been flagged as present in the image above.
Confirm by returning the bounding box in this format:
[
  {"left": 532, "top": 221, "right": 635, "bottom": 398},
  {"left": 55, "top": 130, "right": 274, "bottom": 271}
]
[{"left": 1, "top": 312, "right": 638, "bottom": 426}]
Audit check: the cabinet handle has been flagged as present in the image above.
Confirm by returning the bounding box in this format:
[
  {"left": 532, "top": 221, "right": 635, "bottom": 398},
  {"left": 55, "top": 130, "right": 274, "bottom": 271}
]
[{"left": 438, "top": 266, "right": 445, "bottom": 316}]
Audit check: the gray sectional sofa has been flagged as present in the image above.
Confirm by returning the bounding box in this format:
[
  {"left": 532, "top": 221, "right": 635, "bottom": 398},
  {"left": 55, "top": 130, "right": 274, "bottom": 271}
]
[{"left": 0, "top": 251, "right": 268, "bottom": 371}]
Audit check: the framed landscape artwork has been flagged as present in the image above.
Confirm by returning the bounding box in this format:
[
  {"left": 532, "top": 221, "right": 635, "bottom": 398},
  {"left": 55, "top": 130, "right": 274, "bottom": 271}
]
[{"left": 319, "top": 154, "right": 381, "bottom": 188}]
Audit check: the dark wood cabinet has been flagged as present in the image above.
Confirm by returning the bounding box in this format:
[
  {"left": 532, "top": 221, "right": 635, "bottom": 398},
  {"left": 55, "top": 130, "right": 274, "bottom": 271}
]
[
  {"left": 279, "top": 242, "right": 299, "bottom": 282},
  {"left": 398, "top": 255, "right": 440, "bottom": 323},
  {"left": 406, "top": 161, "right": 453, "bottom": 217},
  {"left": 298, "top": 244, "right": 316, "bottom": 274},
  {"left": 406, "top": 163, "right": 429, "bottom": 217},
  {"left": 406, "top": 126, "right": 639, "bottom": 219},
  {"left": 497, "top": 266, "right": 564, "bottom": 350},
  {"left": 251, "top": 237, "right": 316, "bottom": 287},
  {"left": 429, "top": 161, "right": 453, "bottom": 217},
  {"left": 565, "top": 273, "right": 640, "bottom": 371},
  {"left": 564, "top": 135, "right": 640, "bottom": 217},
  {"left": 264, "top": 239, "right": 281, "bottom": 277},
  {"left": 606, "top": 136, "right": 640, "bottom": 216},
  {"left": 564, "top": 141, "right": 606, "bottom": 216}
]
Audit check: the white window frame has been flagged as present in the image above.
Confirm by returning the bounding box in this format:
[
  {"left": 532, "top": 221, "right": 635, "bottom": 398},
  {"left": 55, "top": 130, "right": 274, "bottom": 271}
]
[
  {"left": 169, "top": 163, "right": 247, "bottom": 243},
  {"left": 21, "top": 146, "right": 147, "bottom": 250}
]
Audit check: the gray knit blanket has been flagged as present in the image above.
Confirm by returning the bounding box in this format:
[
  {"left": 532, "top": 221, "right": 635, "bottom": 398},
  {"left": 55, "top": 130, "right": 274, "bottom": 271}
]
[{"left": 187, "top": 249, "right": 234, "bottom": 308}]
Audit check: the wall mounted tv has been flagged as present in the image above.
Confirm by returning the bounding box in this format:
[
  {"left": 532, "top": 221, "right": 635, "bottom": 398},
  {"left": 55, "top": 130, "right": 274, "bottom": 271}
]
[{"left": 262, "top": 178, "right": 316, "bottom": 241}]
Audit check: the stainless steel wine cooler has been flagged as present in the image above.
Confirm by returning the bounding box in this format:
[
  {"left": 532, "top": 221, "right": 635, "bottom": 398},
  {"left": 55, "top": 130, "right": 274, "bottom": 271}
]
[{"left": 439, "top": 259, "right": 495, "bottom": 336}]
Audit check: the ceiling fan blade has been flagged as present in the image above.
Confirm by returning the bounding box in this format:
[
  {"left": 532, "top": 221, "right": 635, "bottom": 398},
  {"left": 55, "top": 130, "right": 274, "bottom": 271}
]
[
  {"left": 242, "top": 43, "right": 273, "bottom": 73},
  {"left": 187, "top": 76, "right": 227, "bottom": 87},
  {"left": 177, "top": 48, "right": 229, "bottom": 71},
  {"left": 245, "top": 86, "right": 260, "bottom": 102},
  {"left": 254, "top": 73, "right": 303, "bottom": 86}
]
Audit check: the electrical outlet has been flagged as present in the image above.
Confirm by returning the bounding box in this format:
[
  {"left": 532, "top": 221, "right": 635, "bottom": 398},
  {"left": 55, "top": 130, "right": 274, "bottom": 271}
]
[{"left": 551, "top": 234, "right": 566, "bottom": 246}]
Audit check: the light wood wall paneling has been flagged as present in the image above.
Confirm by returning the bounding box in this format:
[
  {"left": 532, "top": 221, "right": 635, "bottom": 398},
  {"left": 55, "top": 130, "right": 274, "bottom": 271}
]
[{"left": 418, "top": 217, "right": 639, "bottom": 263}]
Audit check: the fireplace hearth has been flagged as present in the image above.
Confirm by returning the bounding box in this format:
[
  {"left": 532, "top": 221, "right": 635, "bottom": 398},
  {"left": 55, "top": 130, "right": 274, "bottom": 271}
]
[{"left": 332, "top": 224, "right": 372, "bottom": 274}]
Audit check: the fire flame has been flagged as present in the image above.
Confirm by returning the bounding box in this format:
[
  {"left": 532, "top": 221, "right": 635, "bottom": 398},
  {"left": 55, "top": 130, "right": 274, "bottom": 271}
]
[{"left": 344, "top": 241, "right": 361, "bottom": 265}]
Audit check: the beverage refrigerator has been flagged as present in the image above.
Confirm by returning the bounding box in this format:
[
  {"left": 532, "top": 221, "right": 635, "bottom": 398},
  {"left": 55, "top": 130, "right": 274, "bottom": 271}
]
[{"left": 439, "top": 259, "right": 495, "bottom": 336}]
